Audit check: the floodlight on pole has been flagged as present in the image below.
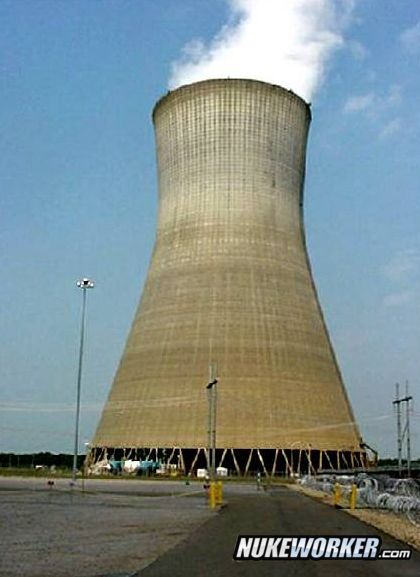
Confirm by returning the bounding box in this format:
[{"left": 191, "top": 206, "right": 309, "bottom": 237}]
[{"left": 72, "top": 278, "right": 94, "bottom": 484}]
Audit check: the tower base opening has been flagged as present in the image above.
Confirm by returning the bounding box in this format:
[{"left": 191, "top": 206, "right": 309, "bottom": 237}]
[{"left": 86, "top": 446, "right": 368, "bottom": 477}]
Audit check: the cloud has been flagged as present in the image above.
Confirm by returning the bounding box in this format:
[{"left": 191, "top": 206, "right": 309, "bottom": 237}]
[
  {"left": 343, "top": 86, "right": 403, "bottom": 139},
  {"left": 380, "top": 117, "right": 401, "bottom": 139},
  {"left": 383, "top": 291, "right": 415, "bottom": 308},
  {"left": 0, "top": 401, "right": 103, "bottom": 413},
  {"left": 343, "top": 84, "right": 402, "bottom": 116},
  {"left": 348, "top": 40, "right": 368, "bottom": 61},
  {"left": 386, "top": 84, "right": 402, "bottom": 107},
  {"left": 400, "top": 21, "right": 420, "bottom": 54},
  {"left": 343, "top": 92, "right": 374, "bottom": 113},
  {"left": 382, "top": 248, "right": 420, "bottom": 308},
  {"left": 382, "top": 248, "right": 420, "bottom": 282},
  {"left": 169, "top": 0, "right": 358, "bottom": 102}
]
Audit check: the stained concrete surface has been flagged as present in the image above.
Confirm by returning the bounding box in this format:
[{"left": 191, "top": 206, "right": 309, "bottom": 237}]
[{"left": 0, "top": 477, "right": 212, "bottom": 577}]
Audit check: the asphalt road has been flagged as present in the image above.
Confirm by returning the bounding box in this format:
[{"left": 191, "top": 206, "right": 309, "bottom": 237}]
[{"left": 139, "top": 486, "right": 420, "bottom": 577}]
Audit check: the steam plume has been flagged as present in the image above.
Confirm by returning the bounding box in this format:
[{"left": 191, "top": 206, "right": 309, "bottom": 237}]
[{"left": 169, "top": 0, "right": 355, "bottom": 102}]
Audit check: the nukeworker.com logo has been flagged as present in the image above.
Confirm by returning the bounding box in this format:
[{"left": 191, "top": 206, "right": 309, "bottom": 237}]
[{"left": 233, "top": 536, "right": 412, "bottom": 561}]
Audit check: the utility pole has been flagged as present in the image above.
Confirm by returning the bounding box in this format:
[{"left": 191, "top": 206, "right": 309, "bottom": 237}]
[
  {"left": 394, "top": 383, "right": 402, "bottom": 476},
  {"left": 405, "top": 381, "right": 412, "bottom": 478},
  {"left": 393, "top": 382, "right": 413, "bottom": 478}
]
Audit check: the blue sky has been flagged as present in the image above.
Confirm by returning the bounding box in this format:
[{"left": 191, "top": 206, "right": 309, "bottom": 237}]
[{"left": 0, "top": 0, "right": 419, "bottom": 458}]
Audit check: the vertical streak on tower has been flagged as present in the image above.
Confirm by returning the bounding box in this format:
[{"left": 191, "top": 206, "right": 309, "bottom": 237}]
[{"left": 92, "top": 79, "right": 364, "bottom": 473}]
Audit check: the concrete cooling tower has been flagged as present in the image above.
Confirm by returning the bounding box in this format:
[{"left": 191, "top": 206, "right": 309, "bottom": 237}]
[{"left": 90, "top": 79, "right": 366, "bottom": 475}]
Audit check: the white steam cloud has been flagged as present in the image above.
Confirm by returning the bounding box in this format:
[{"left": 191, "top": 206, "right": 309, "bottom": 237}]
[{"left": 169, "top": 0, "right": 355, "bottom": 102}]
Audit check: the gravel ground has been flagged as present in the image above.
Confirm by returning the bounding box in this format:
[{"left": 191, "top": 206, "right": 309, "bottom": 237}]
[
  {"left": 0, "top": 477, "right": 213, "bottom": 577},
  {"left": 347, "top": 509, "right": 420, "bottom": 551},
  {"left": 290, "top": 483, "right": 420, "bottom": 551}
]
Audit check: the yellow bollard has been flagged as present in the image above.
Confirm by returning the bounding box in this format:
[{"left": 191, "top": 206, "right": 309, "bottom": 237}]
[
  {"left": 208, "top": 480, "right": 223, "bottom": 509},
  {"left": 350, "top": 483, "right": 357, "bottom": 510},
  {"left": 215, "top": 480, "right": 223, "bottom": 506},
  {"left": 333, "top": 483, "right": 341, "bottom": 507},
  {"left": 209, "top": 481, "right": 217, "bottom": 509}
]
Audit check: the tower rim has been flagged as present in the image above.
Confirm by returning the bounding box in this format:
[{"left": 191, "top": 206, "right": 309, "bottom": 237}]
[{"left": 152, "top": 78, "right": 312, "bottom": 123}]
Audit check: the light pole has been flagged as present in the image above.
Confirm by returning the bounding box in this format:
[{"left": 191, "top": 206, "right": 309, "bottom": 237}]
[
  {"left": 206, "top": 364, "right": 218, "bottom": 480},
  {"left": 72, "top": 278, "right": 94, "bottom": 484}
]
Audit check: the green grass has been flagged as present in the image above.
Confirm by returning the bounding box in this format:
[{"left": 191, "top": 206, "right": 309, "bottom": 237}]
[
  {"left": 0, "top": 467, "right": 296, "bottom": 484},
  {"left": 0, "top": 467, "right": 73, "bottom": 478}
]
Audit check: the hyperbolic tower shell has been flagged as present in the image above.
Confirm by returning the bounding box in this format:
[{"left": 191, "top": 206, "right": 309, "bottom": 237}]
[{"left": 91, "top": 79, "right": 365, "bottom": 474}]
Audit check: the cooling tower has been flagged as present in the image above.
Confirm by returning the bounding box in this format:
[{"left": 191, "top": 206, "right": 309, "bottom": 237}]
[{"left": 90, "top": 79, "right": 365, "bottom": 475}]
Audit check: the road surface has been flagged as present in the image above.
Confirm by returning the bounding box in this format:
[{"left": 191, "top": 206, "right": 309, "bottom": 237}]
[{"left": 140, "top": 486, "right": 420, "bottom": 577}]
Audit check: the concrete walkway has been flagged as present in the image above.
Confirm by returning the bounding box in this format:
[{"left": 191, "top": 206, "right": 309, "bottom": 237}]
[{"left": 139, "top": 487, "right": 420, "bottom": 577}]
